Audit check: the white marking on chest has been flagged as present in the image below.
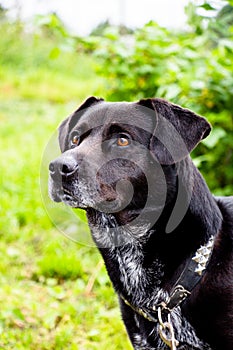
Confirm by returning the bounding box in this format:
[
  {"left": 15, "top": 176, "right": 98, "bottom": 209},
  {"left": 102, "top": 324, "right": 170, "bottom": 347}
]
[{"left": 116, "top": 244, "right": 145, "bottom": 295}]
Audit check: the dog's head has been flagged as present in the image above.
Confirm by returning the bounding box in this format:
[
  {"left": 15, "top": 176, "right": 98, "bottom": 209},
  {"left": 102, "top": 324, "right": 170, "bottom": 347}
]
[{"left": 49, "top": 97, "right": 210, "bottom": 223}]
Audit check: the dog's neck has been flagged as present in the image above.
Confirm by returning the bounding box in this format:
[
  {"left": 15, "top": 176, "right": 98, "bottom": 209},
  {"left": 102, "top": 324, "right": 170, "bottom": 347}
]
[{"left": 86, "top": 158, "right": 222, "bottom": 302}]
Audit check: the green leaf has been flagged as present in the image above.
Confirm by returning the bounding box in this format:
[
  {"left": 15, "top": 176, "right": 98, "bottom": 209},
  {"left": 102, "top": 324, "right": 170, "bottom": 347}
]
[
  {"left": 199, "top": 3, "right": 216, "bottom": 11},
  {"left": 49, "top": 47, "right": 60, "bottom": 59}
]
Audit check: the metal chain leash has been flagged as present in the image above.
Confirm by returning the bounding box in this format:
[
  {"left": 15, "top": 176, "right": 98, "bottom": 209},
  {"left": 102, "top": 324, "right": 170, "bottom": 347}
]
[{"left": 158, "top": 305, "right": 179, "bottom": 350}]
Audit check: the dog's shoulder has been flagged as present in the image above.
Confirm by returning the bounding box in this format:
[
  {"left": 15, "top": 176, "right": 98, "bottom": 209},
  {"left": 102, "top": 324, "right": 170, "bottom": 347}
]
[
  {"left": 215, "top": 196, "right": 233, "bottom": 241},
  {"left": 215, "top": 196, "right": 233, "bottom": 220},
  {"left": 216, "top": 195, "right": 233, "bottom": 208}
]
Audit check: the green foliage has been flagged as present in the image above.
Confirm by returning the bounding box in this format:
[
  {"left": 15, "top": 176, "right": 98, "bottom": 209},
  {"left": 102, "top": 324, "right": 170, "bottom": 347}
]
[
  {"left": 0, "top": 4, "right": 7, "bottom": 19},
  {"left": 90, "top": 21, "right": 133, "bottom": 37},
  {"left": 0, "top": 20, "right": 103, "bottom": 103},
  {"left": 34, "top": 13, "right": 70, "bottom": 40},
  {"left": 88, "top": 3, "right": 233, "bottom": 195}
]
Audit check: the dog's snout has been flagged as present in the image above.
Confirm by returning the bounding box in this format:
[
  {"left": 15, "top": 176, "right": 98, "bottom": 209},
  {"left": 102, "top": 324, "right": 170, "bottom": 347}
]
[{"left": 49, "top": 156, "right": 78, "bottom": 178}]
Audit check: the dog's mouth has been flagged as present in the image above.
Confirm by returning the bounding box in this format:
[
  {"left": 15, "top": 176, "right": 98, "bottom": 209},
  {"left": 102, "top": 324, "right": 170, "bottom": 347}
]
[
  {"left": 49, "top": 182, "right": 85, "bottom": 208},
  {"left": 62, "top": 187, "right": 89, "bottom": 208},
  {"left": 62, "top": 187, "right": 74, "bottom": 197},
  {"left": 49, "top": 173, "right": 136, "bottom": 213},
  {"left": 50, "top": 181, "right": 127, "bottom": 212}
]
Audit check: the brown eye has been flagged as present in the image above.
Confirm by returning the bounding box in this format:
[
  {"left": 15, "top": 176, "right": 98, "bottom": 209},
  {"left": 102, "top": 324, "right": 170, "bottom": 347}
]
[
  {"left": 117, "top": 136, "right": 130, "bottom": 147},
  {"left": 71, "top": 134, "right": 80, "bottom": 146}
]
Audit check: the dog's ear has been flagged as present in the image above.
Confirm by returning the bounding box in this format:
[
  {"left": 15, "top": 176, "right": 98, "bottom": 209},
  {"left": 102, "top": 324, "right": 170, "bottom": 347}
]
[
  {"left": 58, "top": 96, "right": 104, "bottom": 152},
  {"left": 137, "top": 98, "right": 211, "bottom": 164}
]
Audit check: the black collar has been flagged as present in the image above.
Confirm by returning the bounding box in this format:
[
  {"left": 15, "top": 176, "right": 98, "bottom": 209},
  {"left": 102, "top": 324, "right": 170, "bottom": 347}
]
[
  {"left": 166, "top": 235, "right": 215, "bottom": 310},
  {"left": 120, "top": 235, "right": 215, "bottom": 320}
]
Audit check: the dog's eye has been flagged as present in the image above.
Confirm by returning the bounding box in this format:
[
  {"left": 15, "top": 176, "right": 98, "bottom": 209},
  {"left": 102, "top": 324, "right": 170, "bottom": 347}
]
[
  {"left": 71, "top": 133, "right": 80, "bottom": 146},
  {"left": 117, "top": 134, "right": 131, "bottom": 147}
]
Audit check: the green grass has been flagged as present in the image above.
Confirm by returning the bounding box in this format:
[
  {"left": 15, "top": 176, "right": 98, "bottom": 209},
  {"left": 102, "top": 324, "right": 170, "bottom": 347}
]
[
  {"left": 0, "top": 53, "right": 103, "bottom": 103},
  {"left": 0, "top": 24, "right": 131, "bottom": 349}
]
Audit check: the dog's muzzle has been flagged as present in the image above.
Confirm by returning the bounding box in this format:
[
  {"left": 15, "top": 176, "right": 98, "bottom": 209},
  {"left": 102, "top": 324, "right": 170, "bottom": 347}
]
[{"left": 48, "top": 153, "right": 82, "bottom": 206}]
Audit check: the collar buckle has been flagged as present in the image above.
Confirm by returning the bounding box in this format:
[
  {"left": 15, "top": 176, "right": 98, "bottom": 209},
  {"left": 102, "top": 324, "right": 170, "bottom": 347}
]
[{"left": 166, "top": 285, "right": 191, "bottom": 310}]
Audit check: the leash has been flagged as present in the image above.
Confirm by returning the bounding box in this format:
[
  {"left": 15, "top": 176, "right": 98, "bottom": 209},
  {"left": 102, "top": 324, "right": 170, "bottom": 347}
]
[
  {"left": 158, "top": 304, "right": 179, "bottom": 350},
  {"left": 120, "top": 235, "right": 215, "bottom": 350}
]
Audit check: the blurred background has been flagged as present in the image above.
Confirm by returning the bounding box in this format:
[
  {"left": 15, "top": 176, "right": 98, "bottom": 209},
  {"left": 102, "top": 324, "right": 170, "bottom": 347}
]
[{"left": 0, "top": 0, "right": 232, "bottom": 348}]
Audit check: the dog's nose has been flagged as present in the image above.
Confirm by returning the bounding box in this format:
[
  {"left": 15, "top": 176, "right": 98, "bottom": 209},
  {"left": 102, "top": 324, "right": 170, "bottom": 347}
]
[{"left": 49, "top": 156, "right": 78, "bottom": 178}]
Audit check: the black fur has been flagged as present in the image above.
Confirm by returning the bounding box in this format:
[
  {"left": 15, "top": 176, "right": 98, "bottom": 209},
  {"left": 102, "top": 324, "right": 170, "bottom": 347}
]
[{"left": 49, "top": 97, "right": 233, "bottom": 350}]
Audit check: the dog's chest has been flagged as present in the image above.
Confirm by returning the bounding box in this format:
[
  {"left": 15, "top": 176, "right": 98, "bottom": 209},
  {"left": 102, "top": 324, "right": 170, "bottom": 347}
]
[
  {"left": 112, "top": 243, "right": 167, "bottom": 306},
  {"left": 88, "top": 212, "right": 165, "bottom": 302},
  {"left": 113, "top": 244, "right": 147, "bottom": 295}
]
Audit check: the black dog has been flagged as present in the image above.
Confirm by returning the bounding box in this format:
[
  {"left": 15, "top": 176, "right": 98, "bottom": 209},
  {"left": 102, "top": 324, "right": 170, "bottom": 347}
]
[{"left": 49, "top": 97, "right": 233, "bottom": 350}]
